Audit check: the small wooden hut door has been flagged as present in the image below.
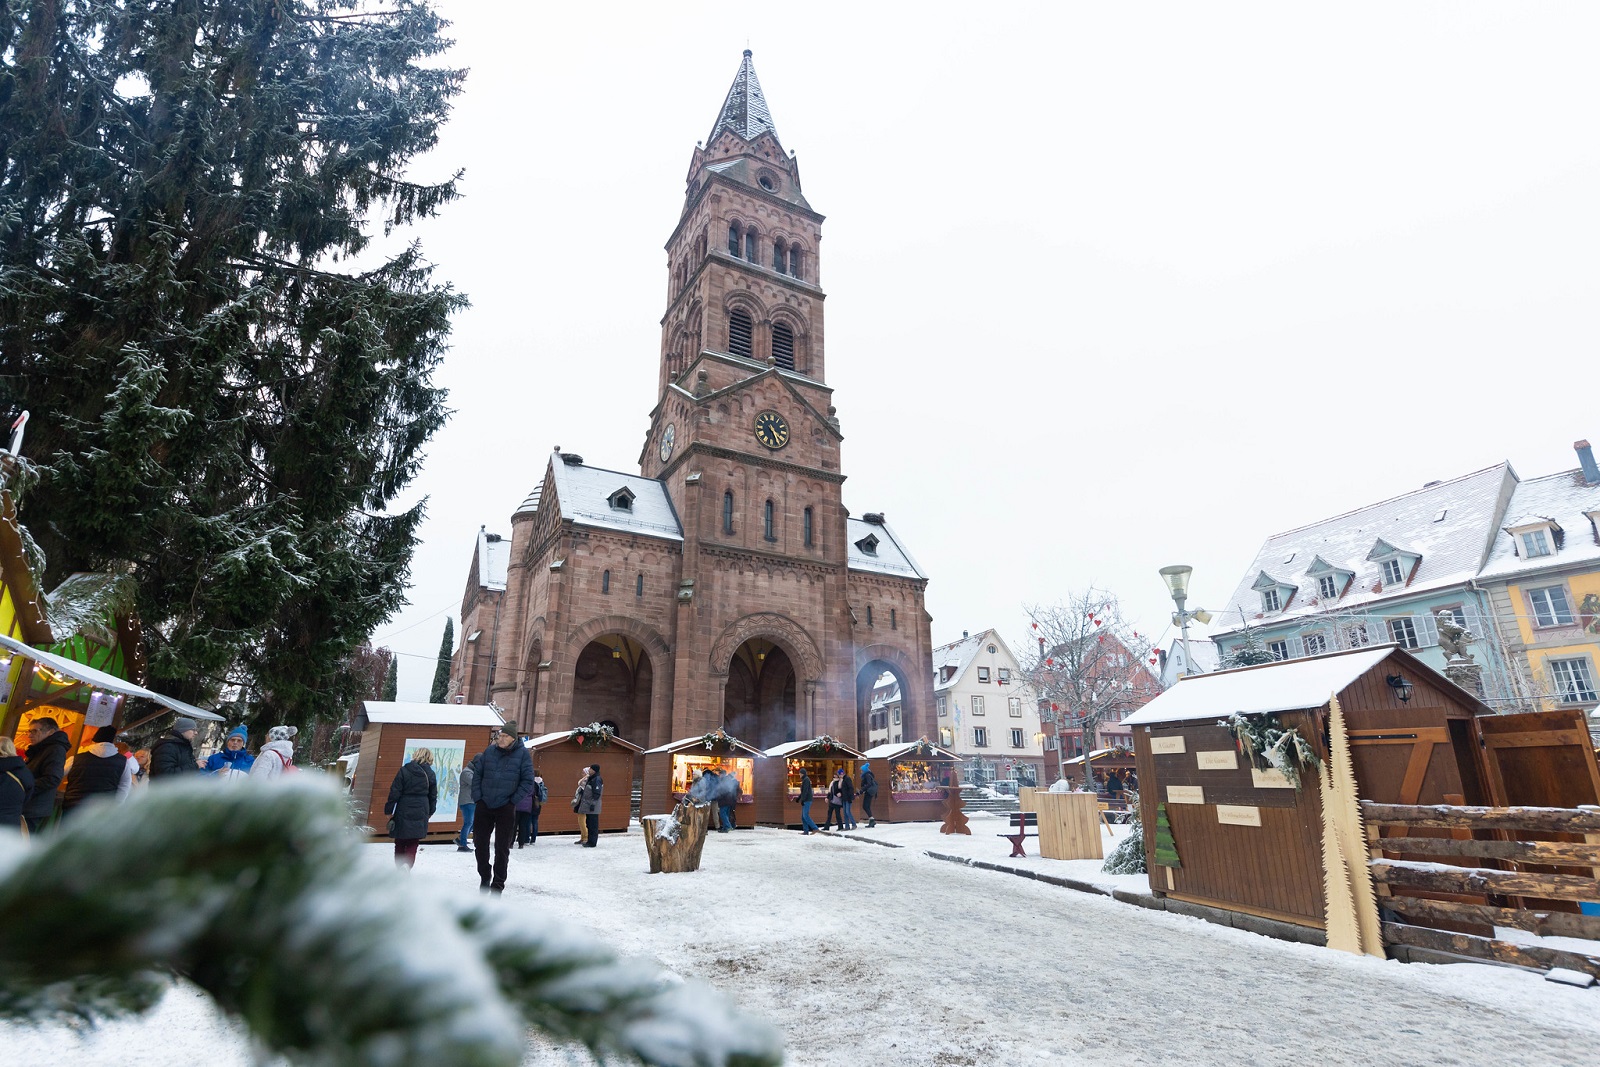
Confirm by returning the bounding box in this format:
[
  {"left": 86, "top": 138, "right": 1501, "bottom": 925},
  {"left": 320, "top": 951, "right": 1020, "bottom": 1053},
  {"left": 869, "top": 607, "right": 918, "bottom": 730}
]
[{"left": 1475, "top": 709, "right": 1600, "bottom": 809}]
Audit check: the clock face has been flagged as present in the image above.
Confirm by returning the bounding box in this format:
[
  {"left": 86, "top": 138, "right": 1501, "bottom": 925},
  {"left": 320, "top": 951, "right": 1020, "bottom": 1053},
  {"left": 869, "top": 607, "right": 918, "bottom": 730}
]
[
  {"left": 753, "top": 410, "right": 790, "bottom": 450},
  {"left": 659, "top": 423, "right": 676, "bottom": 463}
]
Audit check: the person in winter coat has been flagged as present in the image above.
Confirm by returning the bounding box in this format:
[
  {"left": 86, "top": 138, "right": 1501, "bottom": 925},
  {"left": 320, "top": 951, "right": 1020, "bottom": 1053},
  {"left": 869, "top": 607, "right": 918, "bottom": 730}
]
[
  {"left": 250, "top": 726, "right": 298, "bottom": 780},
  {"left": 0, "top": 737, "right": 35, "bottom": 833},
  {"left": 61, "top": 725, "right": 134, "bottom": 816},
  {"left": 574, "top": 764, "right": 603, "bottom": 848},
  {"left": 455, "top": 758, "right": 476, "bottom": 853},
  {"left": 795, "top": 768, "right": 818, "bottom": 834},
  {"left": 470, "top": 728, "right": 534, "bottom": 893},
  {"left": 822, "top": 769, "right": 845, "bottom": 831},
  {"left": 149, "top": 718, "right": 201, "bottom": 780},
  {"left": 204, "top": 725, "right": 255, "bottom": 779},
  {"left": 858, "top": 763, "right": 879, "bottom": 828},
  {"left": 22, "top": 717, "right": 70, "bottom": 831},
  {"left": 516, "top": 767, "right": 547, "bottom": 848},
  {"left": 385, "top": 748, "right": 438, "bottom": 869},
  {"left": 839, "top": 767, "right": 858, "bottom": 829}
]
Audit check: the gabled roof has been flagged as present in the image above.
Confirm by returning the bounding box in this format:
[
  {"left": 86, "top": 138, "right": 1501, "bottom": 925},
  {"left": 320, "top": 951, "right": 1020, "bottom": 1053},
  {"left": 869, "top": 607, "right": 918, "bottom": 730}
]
[
  {"left": 847, "top": 517, "right": 924, "bottom": 579},
  {"left": 1216, "top": 464, "right": 1514, "bottom": 635},
  {"left": 524, "top": 730, "right": 644, "bottom": 753},
  {"left": 476, "top": 528, "right": 510, "bottom": 591},
  {"left": 362, "top": 701, "right": 507, "bottom": 728},
  {"left": 765, "top": 737, "right": 867, "bottom": 760},
  {"left": 1480, "top": 467, "right": 1600, "bottom": 579},
  {"left": 546, "top": 452, "right": 683, "bottom": 542},
  {"left": 930, "top": 629, "right": 993, "bottom": 692},
  {"left": 1303, "top": 555, "right": 1353, "bottom": 577},
  {"left": 1366, "top": 537, "right": 1419, "bottom": 561},
  {"left": 645, "top": 733, "right": 767, "bottom": 757},
  {"left": 1124, "top": 647, "right": 1396, "bottom": 725},
  {"left": 708, "top": 50, "right": 779, "bottom": 147},
  {"left": 860, "top": 740, "right": 963, "bottom": 763}
]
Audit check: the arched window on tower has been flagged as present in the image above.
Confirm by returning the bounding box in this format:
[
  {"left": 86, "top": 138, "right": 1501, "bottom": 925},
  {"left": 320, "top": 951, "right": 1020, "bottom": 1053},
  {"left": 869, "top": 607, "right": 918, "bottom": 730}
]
[
  {"left": 728, "top": 309, "right": 754, "bottom": 359},
  {"left": 723, "top": 490, "right": 735, "bottom": 535},
  {"left": 636, "top": 573, "right": 644, "bottom": 597},
  {"left": 771, "top": 323, "right": 795, "bottom": 371},
  {"left": 773, "top": 240, "right": 786, "bottom": 273},
  {"left": 764, "top": 499, "right": 776, "bottom": 541},
  {"left": 744, "top": 227, "right": 758, "bottom": 262},
  {"left": 803, "top": 506, "right": 814, "bottom": 547},
  {"left": 601, "top": 569, "right": 610, "bottom": 595},
  {"left": 727, "top": 223, "right": 741, "bottom": 257},
  {"left": 788, "top": 247, "right": 803, "bottom": 280}
]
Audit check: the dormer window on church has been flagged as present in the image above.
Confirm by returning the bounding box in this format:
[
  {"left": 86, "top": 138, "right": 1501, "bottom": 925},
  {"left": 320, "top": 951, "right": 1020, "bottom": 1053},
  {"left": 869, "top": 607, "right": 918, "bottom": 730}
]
[
  {"left": 607, "top": 487, "right": 636, "bottom": 512},
  {"left": 855, "top": 533, "right": 880, "bottom": 556}
]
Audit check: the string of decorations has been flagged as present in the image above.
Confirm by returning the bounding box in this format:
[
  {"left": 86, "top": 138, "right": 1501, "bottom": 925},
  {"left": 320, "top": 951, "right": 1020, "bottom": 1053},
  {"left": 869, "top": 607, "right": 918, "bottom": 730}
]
[
  {"left": 1220, "top": 711, "right": 1322, "bottom": 790},
  {"left": 567, "top": 722, "right": 615, "bottom": 751}
]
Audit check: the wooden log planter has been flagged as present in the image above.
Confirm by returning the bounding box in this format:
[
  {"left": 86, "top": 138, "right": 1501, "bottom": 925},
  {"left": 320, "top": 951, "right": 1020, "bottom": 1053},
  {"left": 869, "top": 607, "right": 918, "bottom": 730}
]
[{"left": 642, "top": 798, "right": 715, "bottom": 874}]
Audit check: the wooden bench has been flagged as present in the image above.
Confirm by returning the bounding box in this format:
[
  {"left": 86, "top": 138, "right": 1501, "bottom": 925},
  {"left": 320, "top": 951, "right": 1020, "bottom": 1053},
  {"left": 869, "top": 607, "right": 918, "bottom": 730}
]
[{"left": 998, "top": 812, "right": 1039, "bottom": 857}]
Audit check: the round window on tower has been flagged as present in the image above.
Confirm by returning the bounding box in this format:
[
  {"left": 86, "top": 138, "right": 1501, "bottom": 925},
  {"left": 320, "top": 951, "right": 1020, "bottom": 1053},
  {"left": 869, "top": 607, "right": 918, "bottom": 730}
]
[{"left": 757, "top": 172, "right": 778, "bottom": 192}]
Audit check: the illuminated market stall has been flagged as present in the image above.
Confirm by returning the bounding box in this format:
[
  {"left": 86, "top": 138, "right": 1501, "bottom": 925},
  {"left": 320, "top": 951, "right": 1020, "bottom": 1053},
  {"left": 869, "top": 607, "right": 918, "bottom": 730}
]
[
  {"left": 757, "top": 735, "right": 865, "bottom": 826},
  {"left": 859, "top": 738, "right": 964, "bottom": 823},
  {"left": 641, "top": 729, "right": 764, "bottom": 828}
]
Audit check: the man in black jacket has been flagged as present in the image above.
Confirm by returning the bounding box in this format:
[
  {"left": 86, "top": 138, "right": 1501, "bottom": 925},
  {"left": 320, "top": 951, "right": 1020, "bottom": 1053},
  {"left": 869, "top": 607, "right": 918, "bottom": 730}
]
[
  {"left": 149, "top": 718, "right": 201, "bottom": 779},
  {"left": 22, "top": 717, "right": 70, "bottom": 832},
  {"left": 470, "top": 727, "right": 534, "bottom": 894},
  {"left": 858, "top": 762, "right": 879, "bottom": 828}
]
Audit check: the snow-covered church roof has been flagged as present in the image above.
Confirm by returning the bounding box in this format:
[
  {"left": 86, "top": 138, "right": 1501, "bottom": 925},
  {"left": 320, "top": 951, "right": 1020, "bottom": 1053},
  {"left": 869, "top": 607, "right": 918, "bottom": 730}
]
[
  {"left": 547, "top": 454, "right": 684, "bottom": 542},
  {"left": 476, "top": 528, "right": 510, "bottom": 591},
  {"left": 847, "top": 517, "right": 924, "bottom": 580}
]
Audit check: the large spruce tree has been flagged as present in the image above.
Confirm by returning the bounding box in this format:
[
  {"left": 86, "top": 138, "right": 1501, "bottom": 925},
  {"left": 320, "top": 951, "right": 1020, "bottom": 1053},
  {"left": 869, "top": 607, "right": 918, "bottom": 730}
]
[{"left": 0, "top": 2, "right": 465, "bottom": 730}]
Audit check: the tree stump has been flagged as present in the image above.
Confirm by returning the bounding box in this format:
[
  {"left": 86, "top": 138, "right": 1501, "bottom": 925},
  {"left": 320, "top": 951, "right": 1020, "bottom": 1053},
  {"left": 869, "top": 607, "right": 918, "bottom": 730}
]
[
  {"left": 940, "top": 782, "right": 971, "bottom": 836},
  {"left": 643, "top": 798, "right": 714, "bottom": 873}
]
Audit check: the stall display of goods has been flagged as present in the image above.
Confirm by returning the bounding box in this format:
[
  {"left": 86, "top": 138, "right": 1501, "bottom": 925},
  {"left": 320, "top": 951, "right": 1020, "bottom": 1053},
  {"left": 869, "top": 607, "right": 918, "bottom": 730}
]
[
  {"left": 891, "top": 760, "right": 944, "bottom": 800},
  {"left": 784, "top": 758, "right": 854, "bottom": 796},
  {"left": 671, "top": 754, "right": 755, "bottom": 801}
]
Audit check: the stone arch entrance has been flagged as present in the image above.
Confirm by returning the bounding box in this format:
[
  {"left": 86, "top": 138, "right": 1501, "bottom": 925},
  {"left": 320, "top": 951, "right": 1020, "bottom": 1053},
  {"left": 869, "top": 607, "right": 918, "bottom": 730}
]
[
  {"left": 723, "top": 638, "right": 798, "bottom": 749},
  {"left": 571, "top": 635, "right": 653, "bottom": 742},
  {"left": 854, "top": 644, "right": 923, "bottom": 750}
]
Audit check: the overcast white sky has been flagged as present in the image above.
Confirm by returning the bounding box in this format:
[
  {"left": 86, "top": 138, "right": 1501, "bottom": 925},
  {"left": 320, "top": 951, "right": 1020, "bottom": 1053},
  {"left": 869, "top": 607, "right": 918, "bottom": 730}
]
[{"left": 375, "top": 2, "right": 1600, "bottom": 699}]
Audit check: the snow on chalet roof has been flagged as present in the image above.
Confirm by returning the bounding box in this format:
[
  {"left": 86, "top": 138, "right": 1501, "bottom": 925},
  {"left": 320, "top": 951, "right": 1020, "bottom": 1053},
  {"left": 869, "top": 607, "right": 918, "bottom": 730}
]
[
  {"left": 476, "top": 528, "right": 510, "bottom": 591},
  {"left": 1122, "top": 647, "right": 1394, "bottom": 726},
  {"left": 362, "top": 701, "right": 507, "bottom": 727},
  {"left": 847, "top": 517, "right": 924, "bottom": 579},
  {"left": 1478, "top": 467, "right": 1600, "bottom": 579},
  {"left": 645, "top": 734, "right": 767, "bottom": 757},
  {"left": 1215, "top": 464, "right": 1513, "bottom": 636},
  {"left": 930, "top": 629, "right": 990, "bottom": 691},
  {"left": 524, "top": 730, "right": 644, "bottom": 752},
  {"left": 765, "top": 738, "right": 867, "bottom": 760},
  {"left": 860, "top": 740, "right": 963, "bottom": 762},
  {"left": 548, "top": 454, "right": 683, "bottom": 542}
]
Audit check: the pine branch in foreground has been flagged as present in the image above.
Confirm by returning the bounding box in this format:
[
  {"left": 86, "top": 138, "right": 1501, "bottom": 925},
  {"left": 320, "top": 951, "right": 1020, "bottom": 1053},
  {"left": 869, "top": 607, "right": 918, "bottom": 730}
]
[{"left": 0, "top": 779, "right": 782, "bottom": 1067}]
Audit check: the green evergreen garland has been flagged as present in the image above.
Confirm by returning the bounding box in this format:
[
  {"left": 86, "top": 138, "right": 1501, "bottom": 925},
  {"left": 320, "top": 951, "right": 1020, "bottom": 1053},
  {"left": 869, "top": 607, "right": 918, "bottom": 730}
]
[
  {"left": 1221, "top": 711, "right": 1322, "bottom": 790},
  {"left": 0, "top": 779, "right": 780, "bottom": 1067}
]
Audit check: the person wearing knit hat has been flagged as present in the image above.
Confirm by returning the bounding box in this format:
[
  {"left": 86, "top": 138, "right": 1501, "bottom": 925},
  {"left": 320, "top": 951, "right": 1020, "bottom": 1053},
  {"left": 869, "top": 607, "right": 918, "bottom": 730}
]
[
  {"left": 149, "top": 717, "right": 203, "bottom": 779},
  {"left": 250, "top": 726, "right": 298, "bottom": 780},
  {"left": 62, "top": 725, "right": 135, "bottom": 815},
  {"left": 203, "top": 725, "right": 256, "bottom": 779}
]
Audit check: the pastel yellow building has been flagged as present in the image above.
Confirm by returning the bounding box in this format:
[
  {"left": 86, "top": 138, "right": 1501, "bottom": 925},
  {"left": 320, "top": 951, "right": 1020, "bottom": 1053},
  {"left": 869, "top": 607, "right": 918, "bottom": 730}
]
[{"left": 1478, "top": 441, "right": 1600, "bottom": 741}]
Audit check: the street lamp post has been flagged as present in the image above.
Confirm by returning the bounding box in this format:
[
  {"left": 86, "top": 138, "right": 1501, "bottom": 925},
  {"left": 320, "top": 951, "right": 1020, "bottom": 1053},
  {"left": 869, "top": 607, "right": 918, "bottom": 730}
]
[{"left": 1159, "top": 565, "right": 1212, "bottom": 681}]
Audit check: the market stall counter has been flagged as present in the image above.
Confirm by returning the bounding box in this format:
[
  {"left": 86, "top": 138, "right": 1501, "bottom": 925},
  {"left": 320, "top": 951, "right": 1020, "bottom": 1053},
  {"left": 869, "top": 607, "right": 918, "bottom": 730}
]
[
  {"left": 352, "top": 701, "right": 508, "bottom": 843},
  {"left": 525, "top": 724, "right": 643, "bottom": 837},
  {"left": 642, "top": 729, "right": 765, "bottom": 828},
  {"left": 859, "top": 738, "right": 964, "bottom": 823},
  {"left": 758, "top": 735, "right": 865, "bottom": 826}
]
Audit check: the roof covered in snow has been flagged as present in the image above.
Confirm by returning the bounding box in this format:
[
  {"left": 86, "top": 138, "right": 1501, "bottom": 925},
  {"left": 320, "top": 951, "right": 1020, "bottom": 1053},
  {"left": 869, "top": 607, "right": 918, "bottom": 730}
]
[
  {"left": 547, "top": 453, "right": 683, "bottom": 542},
  {"left": 476, "top": 529, "right": 510, "bottom": 591},
  {"left": 362, "top": 701, "right": 508, "bottom": 727},
  {"left": 765, "top": 737, "right": 867, "bottom": 760},
  {"left": 847, "top": 517, "right": 925, "bottom": 580},
  {"left": 1478, "top": 468, "right": 1600, "bottom": 579},
  {"left": 645, "top": 734, "right": 768, "bottom": 757},
  {"left": 860, "top": 740, "right": 963, "bottom": 762},
  {"left": 708, "top": 50, "right": 779, "bottom": 147},
  {"left": 1123, "top": 647, "right": 1396, "bottom": 725},
  {"left": 524, "top": 730, "right": 644, "bottom": 753},
  {"left": 930, "top": 629, "right": 995, "bottom": 692},
  {"left": 1215, "top": 465, "right": 1514, "bottom": 635}
]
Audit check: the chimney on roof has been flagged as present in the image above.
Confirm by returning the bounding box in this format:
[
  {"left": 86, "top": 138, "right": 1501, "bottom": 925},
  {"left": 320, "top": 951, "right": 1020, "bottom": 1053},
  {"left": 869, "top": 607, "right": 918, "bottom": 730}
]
[
  {"left": 963, "top": 630, "right": 969, "bottom": 639},
  {"left": 1576, "top": 439, "right": 1600, "bottom": 486}
]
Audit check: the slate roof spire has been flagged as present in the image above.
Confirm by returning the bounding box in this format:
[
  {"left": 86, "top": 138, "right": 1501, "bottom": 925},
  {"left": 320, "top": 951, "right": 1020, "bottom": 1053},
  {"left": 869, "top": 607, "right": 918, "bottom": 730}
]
[{"left": 708, "top": 49, "right": 779, "bottom": 147}]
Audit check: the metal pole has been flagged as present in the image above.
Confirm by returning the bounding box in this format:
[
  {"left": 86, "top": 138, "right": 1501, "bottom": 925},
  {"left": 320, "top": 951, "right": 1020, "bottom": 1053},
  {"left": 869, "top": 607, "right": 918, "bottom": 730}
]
[{"left": 1174, "top": 593, "right": 1194, "bottom": 682}]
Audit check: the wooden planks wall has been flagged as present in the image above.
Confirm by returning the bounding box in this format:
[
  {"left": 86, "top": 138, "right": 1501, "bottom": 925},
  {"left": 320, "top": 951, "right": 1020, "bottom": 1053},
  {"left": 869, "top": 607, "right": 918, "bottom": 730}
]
[
  {"left": 1034, "top": 791, "right": 1102, "bottom": 860},
  {"left": 529, "top": 740, "right": 639, "bottom": 835},
  {"left": 360, "top": 723, "right": 495, "bottom": 842}
]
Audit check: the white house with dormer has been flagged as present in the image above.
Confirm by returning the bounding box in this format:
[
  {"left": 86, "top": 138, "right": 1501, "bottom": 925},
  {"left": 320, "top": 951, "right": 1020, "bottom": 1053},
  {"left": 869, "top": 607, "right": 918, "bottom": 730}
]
[{"left": 931, "top": 629, "right": 1044, "bottom": 786}]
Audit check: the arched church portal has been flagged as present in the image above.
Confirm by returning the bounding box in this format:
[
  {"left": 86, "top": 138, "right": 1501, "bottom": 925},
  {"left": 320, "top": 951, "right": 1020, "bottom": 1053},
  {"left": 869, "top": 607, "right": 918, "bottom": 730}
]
[
  {"left": 723, "top": 638, "right": 798, "bottom": 749},
  {"left": 856, "top": 660, "right": 910, "bottom": 751},
  {"left": 571, "top": 635, "right": 653, "bottom": 743}
]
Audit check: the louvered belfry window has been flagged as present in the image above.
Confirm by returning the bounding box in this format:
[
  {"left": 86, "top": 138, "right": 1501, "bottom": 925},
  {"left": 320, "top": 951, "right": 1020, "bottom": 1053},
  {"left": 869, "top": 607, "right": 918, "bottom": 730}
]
[
  {"left": 728, "top": 309, "right": 754, "bottom": 358},
  {"left": 771, "top": 323, "right": 795, "bottom": 370}
]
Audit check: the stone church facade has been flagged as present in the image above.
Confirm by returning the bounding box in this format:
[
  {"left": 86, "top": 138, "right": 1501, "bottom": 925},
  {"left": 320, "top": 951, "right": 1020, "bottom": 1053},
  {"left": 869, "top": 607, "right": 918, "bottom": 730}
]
[{"left": 453, "top": 52, "right": 933, "bottom": 752}]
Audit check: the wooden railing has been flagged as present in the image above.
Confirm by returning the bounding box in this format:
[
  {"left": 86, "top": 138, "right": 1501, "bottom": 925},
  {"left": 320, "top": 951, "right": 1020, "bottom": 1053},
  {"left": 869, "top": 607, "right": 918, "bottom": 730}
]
[{"left": 1362, "top": 801, "right": 1600, "bottom": 978}]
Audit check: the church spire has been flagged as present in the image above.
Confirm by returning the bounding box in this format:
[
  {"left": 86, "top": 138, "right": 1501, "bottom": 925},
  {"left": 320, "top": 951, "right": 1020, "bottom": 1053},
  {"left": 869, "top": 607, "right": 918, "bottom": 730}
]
[{"left": 708, "top": 49, "right": 779, "bottom": 147}]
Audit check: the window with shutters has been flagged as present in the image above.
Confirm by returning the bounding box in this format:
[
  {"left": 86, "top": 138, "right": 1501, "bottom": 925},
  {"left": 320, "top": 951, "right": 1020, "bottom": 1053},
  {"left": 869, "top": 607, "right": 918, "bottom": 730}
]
[
  {"left": 1268, "top": 640, "right": 1289, "bottom": 660},
  {"left": 1344, "top": 624, "right": 1371, "bottom": 648},
  {"left": 723, "top": 490, "right": 735, "bottom": 535},
  {"left": 1388, "top": 617, "right": 1420, "bottom": 649},
  {"left": 1529, "top": 586, "right": 1575, "bottom": 628},
  {"left": 1302, "top": 632, "right": 1328, "bottom": 656},
  {"left": 728, "top": 309, "right": 754, "bottom": 358},
  {"left": 973, "top": 727, "right": 989, "bottom": 748},
  {"left": 763, "top": 499, "right": 776, "bottom": 541},
  {"left": 771, "top": 323, "right": 795, "bottom": 370},
  {"left": 1547, "top": 657, "right": 1598, "bottom": 703},
  {"left": 1010, "top": 729, "right": 1025, "bottom": 749}
]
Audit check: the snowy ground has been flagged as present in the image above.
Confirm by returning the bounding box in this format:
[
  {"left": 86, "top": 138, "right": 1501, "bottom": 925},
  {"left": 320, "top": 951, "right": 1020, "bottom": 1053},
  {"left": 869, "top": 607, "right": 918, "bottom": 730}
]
[{"left": 6, "top": 811, "right": 1600, "bottom": 1066}]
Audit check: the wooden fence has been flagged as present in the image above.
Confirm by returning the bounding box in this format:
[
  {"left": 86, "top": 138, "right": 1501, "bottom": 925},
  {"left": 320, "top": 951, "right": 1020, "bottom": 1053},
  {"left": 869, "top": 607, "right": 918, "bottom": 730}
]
[{"left": 1362, "top": 801, "right": 1600, "bottom": 978}]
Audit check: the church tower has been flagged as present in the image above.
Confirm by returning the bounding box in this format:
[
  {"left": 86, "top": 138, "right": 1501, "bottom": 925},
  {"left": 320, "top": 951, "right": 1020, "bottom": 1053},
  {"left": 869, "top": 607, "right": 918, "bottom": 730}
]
[{"left": 463, "top": 51, "right": 933, "bottom": 777}]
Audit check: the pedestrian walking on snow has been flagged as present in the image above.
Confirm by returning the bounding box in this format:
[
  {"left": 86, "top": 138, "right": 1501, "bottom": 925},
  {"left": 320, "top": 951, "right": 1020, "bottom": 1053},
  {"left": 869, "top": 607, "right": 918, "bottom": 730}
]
[
  {"left": 472, "top": 728, "right": 533, "bottom": 892},
  {"left": 575, "top": 764, "right": 603, "bottom": 847},
  {"left": 840, "top": 767, "right": 858, "bottom": 829},
  {"left": 204, "top": 725, "right": 255, "bottom": 779},
  {"left": 61, "top": 725, "right": 134, "bottom": 816},
  {"left": 455, "top": 757, "right": 476, "bottom": 852},
  {"left": 385, "top": 748, "right": 438, "bottom": 869},
  {"left": 22, "top": 717, "right": 70, "bottom": 831},
  {"left": 823, "top": 769, "right": 845, "bottom": 831},
  {"left": 858, "top": 762, "right": 879, "bottom": 827},
  {"left": 249, "top": 726, "right": 298, "bottom": 780},
  {"left": 525, "top": 772, "right": 547, "bottom": 845},
  {"left": 795, "top": 768, "right": 818, "bottom": 834},
  {"left": 0, "top": 737, "right": 35, "bottom": 834}
]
